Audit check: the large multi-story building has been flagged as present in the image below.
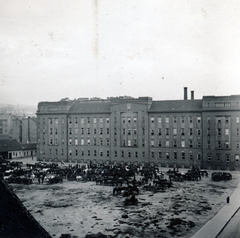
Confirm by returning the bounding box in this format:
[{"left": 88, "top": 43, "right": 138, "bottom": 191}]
[{"left": 36, "top": 89, "right": 240, "bottom": 170}]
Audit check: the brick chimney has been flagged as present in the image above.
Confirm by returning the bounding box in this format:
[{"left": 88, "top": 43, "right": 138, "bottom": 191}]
[
  {"left": 184, "top": 87, "right": 188, "bottom": 100},
  {"left": 191, "top": 91, "right": 194, "bottom": 100}
]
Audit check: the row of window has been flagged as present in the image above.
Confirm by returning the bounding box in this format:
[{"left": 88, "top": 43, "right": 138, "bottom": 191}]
[
  {"left": 150, "top": 128, "right": 201, "bottom": 136},
  {"left": 150, "top": 116, "right": 201, "bottom": 124},
  {"left": 207, "top": 154, "right": 240, "bottom": 162},
  {"left": 150, "top": 140, "right": 201, "bottom": 148}
]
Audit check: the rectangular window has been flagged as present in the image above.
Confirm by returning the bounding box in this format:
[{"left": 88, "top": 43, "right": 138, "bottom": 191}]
[
  {"left": 94, "top": 150, "right": 97, "bottom": 156},
  {"left": 106, "top": 128, "right": 109, "bottom": 134},
  {"left": 165, "top": 152, "right": 169, "bottom": 159},
  {"left": 173, "top": 128, "right": 177, "bottom": 135},
  {"left": 69, "top": 139, "right": 72, "bottom": 145},
  {"left": 173, "top": 117, "right": 177, "bottom": 124},
  {"left": 128, "top": 152, "right": 131, "bottom": 158},
  {"left": 236, "top": 117, "right": 240, "bottom": 123},
  {"left": 218, "top": 128, "right": 221, "bottom": 136},
  {"left": 151, "top": 140, "right": 154, "bottom": 147},
  {"left": 208, "top": 154, "right": 212, "bottom": 161},
  {"left": 81, "top": 128, "right": 84, "bottom": 135},
  {"left": 158, "top": 117, "right": 162, "bottom": 124},
  {"left": 181, "top": 141, "right": 185, "bottom": 147},
  {"left": 197, "top": 141, "right": 201, "bottom": 148},
  {"left": 189, "top": 128, "right": 193, "bottom": 136},
  {"left": 158, "top": 140, "right": 162, "bottom": 147},
  {"left": 207, "top": 140, "right": 210, "bottom": 148},
  {"left": 189, "top": 140, "right": 193, "bottom": 148},
  {"left": 87, "top": 139, "right": 91, "bottom": 145},
  {"left": 133, "top": 140, "right": 137, "bottom": 146},
  {"left": 237, "top": 128, "right": 239, "bottom": 136},
  {"left": 93, "top": 138, "right": 96, "bottom": 145},
  {"left": 81, "top": 139, "right": 84, "bottom": 145},
  {"left": 93, "top": 128, "right": 97, "bottom": 134},
  {"left": 225, "top": 142, "right": 230, "bottom": 149},
  {"left": 235, "top": 154, "right": 239, "bottom": 161},
  {"left": 151, "top": 129, "right": 154, "bottom": 136},
  {"left": 106, "top": 150, "right": 109, "bottom": 157},
  {"left": 100, "top": 151, "right": 103, "bottom": 157},
  {"left": 197, "top": 129, "right": 201, "bottom": 136},
  {"left": 121, "top": 151, "right": 124, "bottom": 157},
  {"left": 181, "top": 116, "right": 185, "bottom": 124},
  {"left": 189, "top": 153, "right": 193, "bottom": 160},
  {"left": 142, "top": 139, "right": 145, "bottom": 147},
  {"left": 151, "top": 117, "right": 154, "bottom": 123},
  {"left": 128, "top": 129, "right": 131, "bottom": 135},
  {"left": 158, "top": 128, "right": 161, "bottom": 135},
  {"left": 181, "top": 128, "right": 185, "bottom": 136},
  {"left": 100, "top": 139, "right": 103, "bottom": 146},
  {"left": 75, "top": 139, "right": 78, "bottom": 145},
  {"left": 158, "top": 151, "right": 162, "bottom": 159},
  {"left": 225, "top": 117, "right": 229, "bottom": 124},
  {"left": 106, "top": 139, "right": 110, "bottom": 146},
  {"left": 135, "top": 151, "right": 138, "bottom": 158},
  {"left": 197, "top": 154, "right": 201, "bottom": 160},
  {"left": 99, "top": 118, "right": 103, "bottom": 124},
  {"left": 225, "top": 129, "right": 229, "bottom": 135},
  {"left": 68, "top": 118, "right": 72, "bottom": 124},
  {"left": 166, "top": 141, "right": 169, "bottom": 147},
  {"left": 173, "top": 140, "right": 177, "bottom": 147},
  {"left": 226, "top": 154, "right": 230, "bottom": 162},
  {"left": 142, "top": 151, "right": 145, "bottom": 157},
  {"left": 134, "top": 129, "right": 137, "bottom": 135},
  {"left": 69, "top": 149, "right": 72, "bottom": 155},
  {"left": 133, "top": 117, "right": 137, "bottom": 123},
  {"left": 93, "top": 118, "right": 97, "bottom": 123},
  {"left": 128, "top": 117, "right": 131, "bottom": 123},
  {"left": 189, "top": 116, "right": 193, "bottom": 123},
  {"left": 75, "top": 149, "right": 78, "bottom": 156},
  {"left": 174, "top": 152, "right": 177, "bottom": 160},
  {"left": 181, "top": 152, "right": 185, "bottom": 160},
  {"left": 82, "top": 150, "right": 84, "bottom": 156},
  {"left": 237, "top": 142, "right": 239, "bottom": 149},
  {"left": 166, "top": 128, "right": 169, "bottom": 136},
  {"left": 165, "top": 117, "right": 169, "bottom": 124},
  {"left": 106, "top": 118, "right": 109, "bottom": 124},
  {"left": 87, "top": 128, "right": 90, "bottom": 135},
  {"left": 128, "top": 140, "right": 131, "bottom": 146},
  {"left": 197, "top": 117, "right": 201, "bottom": 123}
]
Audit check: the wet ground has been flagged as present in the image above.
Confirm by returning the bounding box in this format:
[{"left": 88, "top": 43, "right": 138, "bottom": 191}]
[{"left": 10, "top": 171, "right": 240, "bottom": 238}]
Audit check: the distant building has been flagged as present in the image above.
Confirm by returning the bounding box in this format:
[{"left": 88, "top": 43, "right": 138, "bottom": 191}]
[
  {"left": 0, "top": 113, "right": 13, "bottom": 135},
  {"left": 36, "top": 89, "right": 240, "bottom": 170},
  {"left": 22, "top": 117, "right": 37, "bottom": 143}
]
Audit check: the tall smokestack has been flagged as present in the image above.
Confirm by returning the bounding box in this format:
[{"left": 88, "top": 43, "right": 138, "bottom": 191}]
[
  {"left": 191, "top": 91, "right": 194, "bottom": 100},
  {"left": 184, "top": 87, "right": 188, "bottom": 100}
]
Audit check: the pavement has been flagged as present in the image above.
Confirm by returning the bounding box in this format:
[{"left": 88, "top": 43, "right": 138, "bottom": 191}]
[{"left": 192, "top": 174, "right": 240, "bottom": 238}]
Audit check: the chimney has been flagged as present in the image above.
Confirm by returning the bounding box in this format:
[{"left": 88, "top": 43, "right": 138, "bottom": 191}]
[
  {"left": 184, "top": 87, "right": 188, "bottom": 100},
  {"left": 191, "top": 91, "right": 194, "bottom": 100}
]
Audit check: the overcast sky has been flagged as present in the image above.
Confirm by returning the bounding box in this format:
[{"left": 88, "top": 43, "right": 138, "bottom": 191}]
[{"left": 1, "top": 0, "right": 240, "bottom": 106}]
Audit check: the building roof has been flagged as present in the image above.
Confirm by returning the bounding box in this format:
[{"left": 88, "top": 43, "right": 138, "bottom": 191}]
[
  {"left": 0, "top": 178, "right": 51, "bottom": 238},
  {"left": 0, "top": 139, "right": 23, "bottom": 153},
  {"left": 68, "top": 101, "right": 111, "bottom": 114},
  {"left": 21, "top": 143, "right": 37, "bottom": 150},
  {"left": 0, "top": 134, "right": 12, "bottom": 140},
  {"left": 149, "top": 99, "right": 202, "bottom": 112}
]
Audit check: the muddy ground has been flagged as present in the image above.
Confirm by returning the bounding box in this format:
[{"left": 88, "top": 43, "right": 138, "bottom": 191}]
[{"left": 10, "top": 171, "right": 240, "bottom": 238}]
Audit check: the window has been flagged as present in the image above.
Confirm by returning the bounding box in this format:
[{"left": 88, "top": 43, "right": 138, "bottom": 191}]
[
  {"left": 151, "top": 151, "right": 154, "bottom": 158},
  {"left": 142, "top": 139, "right": 145, "bottom": 147},
  {"left": 134, "top": 129, "right": 137, "bottom": 135},
  {"left": 189, "top": 140, "right": 193, "bottom": 148},
  {"left": 122, "top": 128, "right": 125, "bottom": 135},
  {"left": 197, "top": 129, "right": 201, "bottom": 136},
  {"left": 158, "top": 117, "right": 162, "bottom": 124},
  {"left": 237, "top": 142, "right": 239, "bottom": 149},
  {"left": 61, "top": 149, "right": 64, "bottom": 155},
  {"left": 207, "top": 128, "right": 210, "bottom": 136},
  {"left": 174, "top": 152, "right": 177, "bottom": 160},
  {"left": 75, "top": 139, "right": 78, "bottom": 145},
  {"left": 106, "top": 118, "right": 109, "bottom": 124},
  {"left": 225, "top": 129, "right": 229, "bottom": 135},
  {"left": 68, "top": 118, "right": 72, "bottom": 124},
  {"left": 151, "top": 140, "right": 154, "bottom": 147},
  {"left": 128, "top": 117, "right": 131, "bottom": 123},
  {"left": 189, "top": 117, "right": 193, "bottom": 123},
  {"left": 106, "top": 150, "right": 109, "bottom": 157},
  {"left": 123, "top": 140, "right": 126, "bottom": 146},
  {"left": 93, "top": 128, "right": 97, "bottom": 134},
  {"left": 69, "top": 139, "right": 72, "bottom": 145},
  {"left": 165, "top": 117, "right": 169, "bottom": 124},
  {"left": 218, "top": 128, "right": 221, "bottom": 136},
  {"left": 207, "top": 117, "right": 210, "bottom": 124},
  {"left": 50, "top": 128, "right": 53, "bottom": 135},
  {"left": 133, "top": 140, "right": 137, "bottom": 146},
  {"left": 237, "top": 128, "right": 239, "bottom": 136},
  {"left": 166, "top": 141, "right": 169, "bottom": 147},
  {"left": 197, "top": 154, "right": 201, "bottom": 160},
  {"left": 128, "top": 140, "right": 131, "bottom": 146},
  {"left": 197, "top": 141, "right": 201, "bottom": 148},
  {"left": 93, "top": 138, "right": 96, "bottom": 145},
  {"left": 99, "top": 118, "right": 103, "bottom": 124},
  {"left": 142, "top": 128, "right": 145, "bottom": 135},
  {"left": 197, "top": 117, "right": 201, "bottom": 123},
  {"left": 189, "top": 128, "right": 193, "bottom": 136},
  {"left": 151, "top": 129, "right": 154, "bottom": 136},
  {"left": 217, "top": 154, "right": 221, "bottom": 162},
  {"left": 87, "top": 150, "right": 90, "bottom": 156},
  {"left": 236, "top": 117, "right": 240, "bottom": 123},
  {"left": 173, "top": 140, "right": 177, "bottom": 147},
  {"left": 142, "top": 151, "right": 145, "bottom": 157},
  {"left": 181, "top": 141, "right": 185, "bottom": 147},
  {"left": 181, "top": 117, "right": 185, "bottom": 124},
  {"left": 75, "top": 128, "right": 78, "bottom": 134},
  {"left": 100, "top": 151, "right": 103, "bottom": 157},
  {"left": 106, "top": 139, "right": 110, "bottom": 146},
  {"left": 133, "top": 117, "right": 137, "bottom": 123},
  {"left": 173, "top": 128, "right": 177, "bottom": 135},
  {"left": 106, "top": 128, "right": 109, "bottom": 134},
  {"left": 100, "top": 128, "right": 103, "bottom": 135},
  {"left": 181, "top": 128, "right": 185, "bottom": 136},
  {"left": 75, "top": 117, "right": 78, "bottom": 124},
  {"left": 94, "top": 150, "right": 97, "bottom": 156},
  {"left": 151, "top": 117, "right": 154, "bottom": 123},
  {"left": 93, "top": 118, "right": 97, "bottom": 123},
  {"left": 225, "top": 142, "right": 230, "bottom": 149},
  {"left": 128, "top": 152, "right": 131, "bottom": 158},
  {"left": 75, "top": 149, "right": 78, "bottom": 156},
  {"left": 158, "top": 151, "right": 162, "bottom": 159},
  {"left": 165, "top": 152, "right": 169, "bottom": 159},
  {"left": 173, "top": 117, "right": 177, "bottom": 124},
  {"left": 181, "top": 152, "right": 185, "bottom": 160},
  {"left": 87, "top": 139, "right": 91, "bottom": 145},
  {"left": 81, "top": 128, "right": 84, "bottom": 135},
  {"left": 158, "top": 140, "right": 162, "bottom": 147},
  {"left": 189, "top": 153, "right": 193, "bottom": 160},
  {"left": 100, "top": 139, "right": 103, "bottom": 146},
  {"left": 158, "top": 128, "right": 161, "bottom": 136},
  {"left": 226, "top": 154, "right": 230, "bottom": 162},
  {"left": 166, "top": 128, "right": 169, "bottom": 136},
  {"left": 122, "top": 118, "right": 125, "bottom": 124},
  {"left": 121, "top": 151, "right": 124, "bottom": 157},
  {"left": 87, "top": 128, "right": 90, "bottom": 135},
  {"left": 235, "top": 154, "right": 239, "bottom": 161},
  {"left": 69, "top": 149, "right": 72, "bottom": 156},
  {"left": 69, "top": 128, "right": 72, "bottom": 135},
  {"left": 81, "top": 139, "right": 84, "bottom": 145},
  {"left": 208, "top": 154, "right": 212, "bottom": 161},
  {"left": 128, "top": 129, "right": 131, "bottom": 135},
  {"left": 225, "top": 117, "right": 229, "bottom": 124}
]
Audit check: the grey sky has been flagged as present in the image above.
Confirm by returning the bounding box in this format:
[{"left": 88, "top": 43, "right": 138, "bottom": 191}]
[{"left": 1, "top": 0, "right": 240, "bottom": 105}]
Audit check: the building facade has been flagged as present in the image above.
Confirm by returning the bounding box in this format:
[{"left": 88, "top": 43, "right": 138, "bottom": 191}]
[{"left": 36, "top": 91, "right": 240, "bottom": 170}]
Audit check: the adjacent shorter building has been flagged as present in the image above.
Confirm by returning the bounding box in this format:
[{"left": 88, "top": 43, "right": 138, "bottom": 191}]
[{"left": 36, "top": 89, "right": 240, "bottom": 170}]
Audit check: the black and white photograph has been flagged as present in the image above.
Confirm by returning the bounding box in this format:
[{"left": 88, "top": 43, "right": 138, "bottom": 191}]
[{"left": 1, "top": 1, "right": 240, "bottom": 238}]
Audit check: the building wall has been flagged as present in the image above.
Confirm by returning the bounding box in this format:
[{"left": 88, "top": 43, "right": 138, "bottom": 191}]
[
  {"left": 22, "top": 117, "right": 37, "bottom": 143},
  {"left": 12, "top": 119, "right": 22, "bottom": 142},
  {"left": 36, "top": 95, "right": 240, "bottom": 170}
]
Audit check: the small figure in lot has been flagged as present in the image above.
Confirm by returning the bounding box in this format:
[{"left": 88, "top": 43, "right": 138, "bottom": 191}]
[{"left": 227, "top": 196, "right": 230, "bottom": 204}]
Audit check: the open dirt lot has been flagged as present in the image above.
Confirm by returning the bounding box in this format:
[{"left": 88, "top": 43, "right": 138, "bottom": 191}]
[{"left": 9, "top": 170, "right": 240, "bottom": 238}]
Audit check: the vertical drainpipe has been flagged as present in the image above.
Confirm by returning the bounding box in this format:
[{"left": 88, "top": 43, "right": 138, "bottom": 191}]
[{"left": 28, "top": 117, "right": 30, "bottom": 143}]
